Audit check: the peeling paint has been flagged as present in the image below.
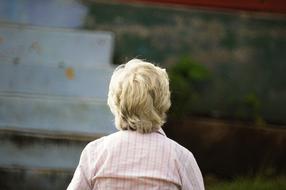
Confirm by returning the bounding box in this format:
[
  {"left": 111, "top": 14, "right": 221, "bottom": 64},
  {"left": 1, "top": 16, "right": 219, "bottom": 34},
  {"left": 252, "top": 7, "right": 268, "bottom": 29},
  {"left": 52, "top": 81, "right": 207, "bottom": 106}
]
[
  {"left": 29, "top": 41, "right": 42, "bottom": 54},
  {"left": 58, "top": 61, "right": 65, "bottom": 69}
]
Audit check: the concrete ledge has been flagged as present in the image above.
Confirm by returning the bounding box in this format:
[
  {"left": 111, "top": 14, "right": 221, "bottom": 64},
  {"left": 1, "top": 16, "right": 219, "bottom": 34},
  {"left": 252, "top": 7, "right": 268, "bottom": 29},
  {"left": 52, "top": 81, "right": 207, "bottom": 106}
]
[
  {"left": 0, "top": 127, "right": 104, "bottom": 169},
  {"left": 0, "top": 127, "right": 104, "bottom": 142}
]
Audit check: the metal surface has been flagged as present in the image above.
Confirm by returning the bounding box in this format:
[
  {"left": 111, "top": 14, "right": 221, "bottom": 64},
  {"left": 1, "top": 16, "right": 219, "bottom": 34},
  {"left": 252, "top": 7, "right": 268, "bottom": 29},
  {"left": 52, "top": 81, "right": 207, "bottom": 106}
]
[
  {"left": 0, "top": 133, "right": 86, "bottom": 169},
  {"left": 0, "top": 23, "right": 116, "bottom": 135}
]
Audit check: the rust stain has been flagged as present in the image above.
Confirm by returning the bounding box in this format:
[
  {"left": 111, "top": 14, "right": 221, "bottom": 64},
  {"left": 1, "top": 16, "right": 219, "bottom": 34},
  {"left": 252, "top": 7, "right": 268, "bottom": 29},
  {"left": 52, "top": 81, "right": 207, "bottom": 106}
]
[
  {"left": 30, "top": 41, "right": 42, "bottom": 54},
  {"left": 65, "top": 67, "right": 75, "bottom": 80}
]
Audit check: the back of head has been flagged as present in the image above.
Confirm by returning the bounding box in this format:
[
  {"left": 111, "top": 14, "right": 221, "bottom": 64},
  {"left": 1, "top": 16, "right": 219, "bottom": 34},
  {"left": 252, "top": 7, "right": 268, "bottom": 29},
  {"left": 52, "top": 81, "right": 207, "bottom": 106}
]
[{"left": 107, "top": 59, "right": 171, "bottom": 134}]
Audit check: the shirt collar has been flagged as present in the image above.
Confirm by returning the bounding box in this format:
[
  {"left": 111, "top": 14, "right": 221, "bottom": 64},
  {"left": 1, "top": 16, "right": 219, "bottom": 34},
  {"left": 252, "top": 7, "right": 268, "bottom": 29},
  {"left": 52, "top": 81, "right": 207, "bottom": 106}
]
[{"left": 157, "top": 128, "right": 167, "bottom": 136}]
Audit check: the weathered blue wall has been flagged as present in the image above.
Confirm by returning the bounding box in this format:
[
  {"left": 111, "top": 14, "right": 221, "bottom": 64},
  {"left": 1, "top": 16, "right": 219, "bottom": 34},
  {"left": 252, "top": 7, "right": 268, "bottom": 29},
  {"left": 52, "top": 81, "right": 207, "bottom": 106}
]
[{"left": 0, "top": 20, "right": 114, "bottom": 189}]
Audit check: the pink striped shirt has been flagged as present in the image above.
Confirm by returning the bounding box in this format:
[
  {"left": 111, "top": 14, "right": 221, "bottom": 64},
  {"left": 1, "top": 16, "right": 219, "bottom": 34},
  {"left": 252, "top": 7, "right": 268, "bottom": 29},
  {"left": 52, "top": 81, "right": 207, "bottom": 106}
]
[{"left": 67, "top": 129, "right": 204, "bottom": 190}]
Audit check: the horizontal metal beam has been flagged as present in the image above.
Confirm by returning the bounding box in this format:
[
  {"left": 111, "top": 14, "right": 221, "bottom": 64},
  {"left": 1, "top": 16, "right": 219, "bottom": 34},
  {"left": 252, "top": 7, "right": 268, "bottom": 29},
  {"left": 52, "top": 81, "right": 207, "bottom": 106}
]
[{"left": 120, "top": 0, "right": 286, "bottom": 13}]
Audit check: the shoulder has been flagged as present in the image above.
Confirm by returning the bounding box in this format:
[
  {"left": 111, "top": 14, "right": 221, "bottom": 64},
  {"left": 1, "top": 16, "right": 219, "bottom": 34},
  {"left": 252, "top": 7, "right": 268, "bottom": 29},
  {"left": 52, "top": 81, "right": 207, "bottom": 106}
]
[
  {"left": 166, "top": 137, "right": 195, "bottom": 161},
  {"left": 85, "top": 136, "right": 106, "bottom": 149},
  {"left": 84, "top": 131, "right": 122, "bottom": 152}
]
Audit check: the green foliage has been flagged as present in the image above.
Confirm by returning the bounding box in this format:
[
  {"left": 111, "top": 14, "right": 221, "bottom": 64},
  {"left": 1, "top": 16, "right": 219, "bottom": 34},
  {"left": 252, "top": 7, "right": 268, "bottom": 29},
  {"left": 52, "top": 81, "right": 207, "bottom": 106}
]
[
  {"left": 234, "top": 93, "right": 266, "bottom": 127},
  {"left": 168, "top": 56, "right": 268, "bottom": 125},
  {"left": 168, "top": 56, "right": 211, "bottom": 118},
  {"left": 83, "top": 1, "right": 286, "bottom": 125},
  {"left": 207, "top": 176, "right": 286, "bottom": 190}
]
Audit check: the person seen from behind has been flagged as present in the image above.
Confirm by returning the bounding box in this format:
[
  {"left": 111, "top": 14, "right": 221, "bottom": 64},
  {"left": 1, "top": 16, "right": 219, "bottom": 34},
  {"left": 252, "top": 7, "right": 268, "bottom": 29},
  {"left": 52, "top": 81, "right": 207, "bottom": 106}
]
[{"left": 67, "top": 58, "right": 205, "bottom": 190}]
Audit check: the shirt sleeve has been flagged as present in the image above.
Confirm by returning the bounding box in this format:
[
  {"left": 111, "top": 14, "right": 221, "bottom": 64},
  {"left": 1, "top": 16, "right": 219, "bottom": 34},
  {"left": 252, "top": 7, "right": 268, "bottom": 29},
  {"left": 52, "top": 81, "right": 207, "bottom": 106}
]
[
  {"left": 178, "top": 149, "right": 205, "bottom": 190},
  {"left": 67, "top": 144, "right": 92, "bottom": 190}
]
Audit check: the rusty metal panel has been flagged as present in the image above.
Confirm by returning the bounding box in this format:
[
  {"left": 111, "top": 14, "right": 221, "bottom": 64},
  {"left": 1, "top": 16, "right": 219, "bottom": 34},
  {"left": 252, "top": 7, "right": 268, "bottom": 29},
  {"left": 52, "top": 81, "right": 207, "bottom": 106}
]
[
  {"left": 0, "top": 24, "right": 113, "bottom": 67},
  {"left": 125, "top": 0, "right": 286, "bottom": 13},
  {"left": 0, "top": 64, "right": 113, "bottom": 98},
  {"left": 0, "top": 23, "right": 116, "bottom": 134}
]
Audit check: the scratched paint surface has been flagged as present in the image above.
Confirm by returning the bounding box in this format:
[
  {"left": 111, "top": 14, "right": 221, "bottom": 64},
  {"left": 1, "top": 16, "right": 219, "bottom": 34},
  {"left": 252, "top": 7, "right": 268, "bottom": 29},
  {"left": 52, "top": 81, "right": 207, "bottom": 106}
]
[{"left": 0, "top": 23, "right": 116, "bottom": 134}]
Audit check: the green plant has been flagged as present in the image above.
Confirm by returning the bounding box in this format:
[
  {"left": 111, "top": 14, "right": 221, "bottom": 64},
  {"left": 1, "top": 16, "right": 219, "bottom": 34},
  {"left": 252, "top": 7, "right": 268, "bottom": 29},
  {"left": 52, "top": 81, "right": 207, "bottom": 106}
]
[
  {"left": 168, "top": 56, "right": 211, "bottom": 118},
  {"left": 207, "top": 176, "right": 286, "bottom": 190},
  {"left": 235, "top": 93, "right": 266, "bottom": 127}
]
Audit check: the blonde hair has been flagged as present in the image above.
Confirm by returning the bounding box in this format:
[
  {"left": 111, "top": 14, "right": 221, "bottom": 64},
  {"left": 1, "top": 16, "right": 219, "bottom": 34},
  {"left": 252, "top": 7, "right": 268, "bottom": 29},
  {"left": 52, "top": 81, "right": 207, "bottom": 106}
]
[{"left": 107, "top": 59, "right": 171, "bottom": 134}]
